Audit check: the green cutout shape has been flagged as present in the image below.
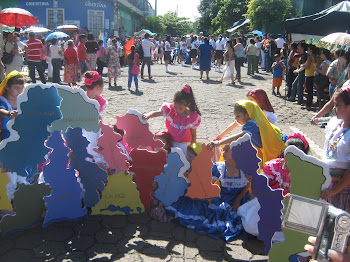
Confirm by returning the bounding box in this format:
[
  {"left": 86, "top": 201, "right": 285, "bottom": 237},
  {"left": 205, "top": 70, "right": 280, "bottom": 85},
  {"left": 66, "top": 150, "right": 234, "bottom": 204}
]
[
  {"left": 268, "top": 146, "right": 331, "bottom": 262},
  {"left": 49, "top": 86, "right": 100, "bottom": 133}
]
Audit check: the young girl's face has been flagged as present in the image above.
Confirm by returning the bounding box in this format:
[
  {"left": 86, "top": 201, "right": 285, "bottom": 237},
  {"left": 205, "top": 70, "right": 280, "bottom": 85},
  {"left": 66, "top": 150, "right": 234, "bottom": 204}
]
[
  {"left": 334, "top": 95, "right": 350, "bottom": 120},
  {"left": 222, "top": 144, "right": 233, "bottom": 161},
  {"left": 174, "top": 101, "right": 189, "bottom": 116},
  {"left": 6, "top": 83, "right": 24, "bottom": 98},
  {"left": 87, "top": 85, "right": 103, "bottom": 99},
  {"left": 187, "top": 148, "right": 197, "bottom": 163},
  {"left": 234, "top": 109, "right": 250, "bottom": 125}
]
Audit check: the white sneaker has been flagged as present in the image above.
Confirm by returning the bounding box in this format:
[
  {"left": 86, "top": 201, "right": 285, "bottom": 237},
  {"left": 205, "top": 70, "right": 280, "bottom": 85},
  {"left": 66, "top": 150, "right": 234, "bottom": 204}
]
[
  {"left": 214, "top": 67, "right": 218, "bottom": 72},
  {"left": 219, "top": 69, "right": 222, "bottom": 73}
]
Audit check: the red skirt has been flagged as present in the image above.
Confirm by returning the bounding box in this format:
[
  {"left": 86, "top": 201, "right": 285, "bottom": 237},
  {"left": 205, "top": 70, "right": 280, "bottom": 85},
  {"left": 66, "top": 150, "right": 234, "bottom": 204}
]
[{"left": 64, "top": 63, "right": 79, "bottom": 84}]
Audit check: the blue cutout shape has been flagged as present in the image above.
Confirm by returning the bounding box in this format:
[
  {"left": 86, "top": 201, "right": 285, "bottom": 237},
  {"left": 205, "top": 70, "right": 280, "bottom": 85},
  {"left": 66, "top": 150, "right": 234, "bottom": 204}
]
[
  {"left": 42, "top": 131, "right": 87, "bottom": 227},
  {"left": 64, "top": 128, "right": 108, "bottom": 208},
  {"left": 100, "top": 205, "right": 134, "bottom": 215},
  {"left": 155, "top": 148, "right": 189, "bottom": 206},
  {"left": 0, "top": 85, "right": 62, "bottom": 177}
]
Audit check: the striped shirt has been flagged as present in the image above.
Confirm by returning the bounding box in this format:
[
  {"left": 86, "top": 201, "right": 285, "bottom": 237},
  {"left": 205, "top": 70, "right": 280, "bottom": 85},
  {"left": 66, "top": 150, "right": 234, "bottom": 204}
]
[{"left": 26, "top": 38, "right": 43, "bottom": 62}]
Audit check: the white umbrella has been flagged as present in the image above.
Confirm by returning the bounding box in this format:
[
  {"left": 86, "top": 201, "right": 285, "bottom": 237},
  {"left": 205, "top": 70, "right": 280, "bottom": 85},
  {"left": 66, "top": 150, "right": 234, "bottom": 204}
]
[
  {"left": 321, "top": 32, "right": 350, "bottom": 46},
  {"left": 56, "top": 25, "right": 79, "bottom": 33},
  {"left": 22, "top": 26, "right": 51, "bottom": 34}
]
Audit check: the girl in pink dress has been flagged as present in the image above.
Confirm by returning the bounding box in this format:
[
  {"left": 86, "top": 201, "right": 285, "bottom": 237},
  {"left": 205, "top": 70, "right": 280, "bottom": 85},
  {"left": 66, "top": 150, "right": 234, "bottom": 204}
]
[
  {"left": 143, "top": 85, "right": 201, "bottom": 156},
  {"left": 263, "top": 133, "right": 309, "bottom": 196}
]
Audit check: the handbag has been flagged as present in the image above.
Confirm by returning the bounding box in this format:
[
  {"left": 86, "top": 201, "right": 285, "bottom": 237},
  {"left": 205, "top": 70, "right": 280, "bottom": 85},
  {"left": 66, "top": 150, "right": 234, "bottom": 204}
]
[
  {"left": 1, "top": 42, "right": 15, "bottom": 65},
  {"left": 131, "top": 53, "right": 139, "bottom": 75}
]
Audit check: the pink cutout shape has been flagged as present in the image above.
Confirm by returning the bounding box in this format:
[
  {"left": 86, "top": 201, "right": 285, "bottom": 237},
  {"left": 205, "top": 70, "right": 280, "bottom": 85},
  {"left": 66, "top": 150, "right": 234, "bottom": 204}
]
[
  {"left": 93, "top": 122, "right": 128, "bottom": 173},
  {"left": 116, "top": 110, "right": 164, "bottom": 149}
]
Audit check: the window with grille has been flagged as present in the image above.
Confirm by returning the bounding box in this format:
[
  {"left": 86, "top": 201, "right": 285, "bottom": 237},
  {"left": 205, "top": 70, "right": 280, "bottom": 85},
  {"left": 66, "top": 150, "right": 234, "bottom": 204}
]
[
  {"left": 88, "top": 10, "right": 105, "bottom": 39},
  {"left": 47, "top": 8, "right": 64, "bottom": 29}
]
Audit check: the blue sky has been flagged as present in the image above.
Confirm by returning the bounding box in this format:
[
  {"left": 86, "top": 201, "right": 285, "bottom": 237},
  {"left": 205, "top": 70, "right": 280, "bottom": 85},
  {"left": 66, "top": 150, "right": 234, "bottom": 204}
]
[{"left": 149, "top": 0, "right": 201, "bottom": 21}]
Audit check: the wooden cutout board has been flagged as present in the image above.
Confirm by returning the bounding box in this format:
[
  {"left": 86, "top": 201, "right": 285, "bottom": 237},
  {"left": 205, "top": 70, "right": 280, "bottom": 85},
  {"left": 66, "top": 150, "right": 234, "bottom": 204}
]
[
  {"left": 116, "top": 109, "right": 164, "bottom": 149},
  {"left": 155, "top": 148, "right": 189, "bottom": 206},
  {"left": 64, "top": 128, "right": 108, "bottom": 208},
  {"left": 0, "top": 171, "right": 11, "bottom": 211},
  {"left": 129, "top": 149, "right": 167, "bottom": 210},
  {"left": 93, "top": 122, "right": 128, "bottom": 173},
  {"left": 230, "top": 134, "right": 284, "bottom": 254},
  {"left": 186, "top": 144, "right": 221, "bottom": 199},
  {"left": 91, "top": 172, "right": 144, "bottom": 215},
  {"left": 0, "top": 178, "right": 52, "bottom": 235},
  {"left": 268, "top": 146, "right": 331, "bottom": 261},
  {"left": 42, "top": 131, "right": 87, "bottom": 227},
  {"left": 49, "top": 86, "right": 100, "bottom": 133},
  {"left": 0, "top": 85, "right": 62, "bottom": 178}
]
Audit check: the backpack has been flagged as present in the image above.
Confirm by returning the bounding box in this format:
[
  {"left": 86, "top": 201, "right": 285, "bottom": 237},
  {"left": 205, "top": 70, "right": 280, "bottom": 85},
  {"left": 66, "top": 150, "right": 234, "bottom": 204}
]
[
  {"left": 1, "top": 42, "right": 14, "bottom": 65},
  {"left": 138, "top": 44, "right": 144, "bottom": 60}
]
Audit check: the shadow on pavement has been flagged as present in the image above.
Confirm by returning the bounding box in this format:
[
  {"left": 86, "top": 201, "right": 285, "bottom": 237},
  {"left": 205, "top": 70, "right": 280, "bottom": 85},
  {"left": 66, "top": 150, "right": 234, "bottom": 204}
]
[
  {"left": 108, "top": 85, "right": 124, "bottom": 91},
  {"left": 0, "top": 213, "right": 268, "bottom": 261},
  {"left": 141, "top": 78, "right": 157, "bottom": 83},
  {"left": 129, "top": 89, "right": 144, "bottom": 96},
  {"left": 201, "top": 79, "right": 221, "bottom": 85}
]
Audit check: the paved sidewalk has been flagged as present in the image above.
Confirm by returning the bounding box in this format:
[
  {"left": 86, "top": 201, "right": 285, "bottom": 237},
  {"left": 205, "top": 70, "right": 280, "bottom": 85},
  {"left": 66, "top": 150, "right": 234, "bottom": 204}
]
[{"left": 0, "top": 62, "right": 326, "bottom": 261}]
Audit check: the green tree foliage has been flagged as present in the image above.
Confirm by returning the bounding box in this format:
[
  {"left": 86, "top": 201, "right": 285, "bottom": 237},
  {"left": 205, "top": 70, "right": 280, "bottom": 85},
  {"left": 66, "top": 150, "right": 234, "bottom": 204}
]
[
  {"left": 197, "top": 0, "right": 248, "bottom": 34},
  {"left": 212, "top": 0, "right": 249, "bottom": 33},
  {"left": 144, "top": 16, "right": 166, "bottom": 36},
  {"left": 144, "top": 12, "right": 192, "bottom": 37},
  {"left": 246, "top": 0, "right": 293, "bottom": 29}
]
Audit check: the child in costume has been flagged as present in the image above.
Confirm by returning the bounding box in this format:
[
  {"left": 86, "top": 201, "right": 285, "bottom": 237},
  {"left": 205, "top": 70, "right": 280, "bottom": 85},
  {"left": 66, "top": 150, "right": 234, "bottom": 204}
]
[
  {"left": 210, "top": 100, "right": 285, "bottom": 166},
  {"left": 216, "top": 89, "right": 278, "bottom": 141},
  {"left": 143, "top": 85, "right": 201, "bottom": 156},
  {"left": 321, "top": 86, "right": 350, "bottom": 212},
  {"left": 0, "top": 71, "right": 28, "bottom": 200},
  {"left": 166, "top": 143, "right": 251, "bottom": 241},
  {"left": 247, "top": 88, "right": 277, "bottom": 125},
  {"left": 264, "top": 133, "right": 309, "bottom": 196}
]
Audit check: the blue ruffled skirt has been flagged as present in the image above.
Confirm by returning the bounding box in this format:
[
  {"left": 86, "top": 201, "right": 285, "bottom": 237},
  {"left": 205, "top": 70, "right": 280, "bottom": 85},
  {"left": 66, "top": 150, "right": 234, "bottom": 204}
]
[{"left": 166, "top": 188, "right": 250, "bottom": 242}]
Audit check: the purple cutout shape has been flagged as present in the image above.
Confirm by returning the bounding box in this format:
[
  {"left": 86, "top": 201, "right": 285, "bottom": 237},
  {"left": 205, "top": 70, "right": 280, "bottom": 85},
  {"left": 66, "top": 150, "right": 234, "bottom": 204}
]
[{"left": 230, "top": 134, "right": 284, "bottom": 253}]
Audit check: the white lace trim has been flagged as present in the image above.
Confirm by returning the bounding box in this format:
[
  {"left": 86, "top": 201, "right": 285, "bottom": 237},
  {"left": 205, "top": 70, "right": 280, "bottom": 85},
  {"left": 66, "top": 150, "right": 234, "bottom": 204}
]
[{"left": 268, "top": 162, "right": 290, "bottom": 188}]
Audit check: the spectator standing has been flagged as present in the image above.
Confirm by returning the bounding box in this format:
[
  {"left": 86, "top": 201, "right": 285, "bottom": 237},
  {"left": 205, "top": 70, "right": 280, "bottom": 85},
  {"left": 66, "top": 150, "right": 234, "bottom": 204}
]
[
  {"left": 255, "top": 36, "right": 261, "bottom": 73},
  {"left": 25, "top": 32, "right": 46, "bottom": 84},
  {"left": 215, "top": 35, "right": 223, "bottom": 72},
  {"left": 164, "top": 35, "right": 173, "bottom": 73},
  {"left": 50, "top": 38, "right": 62, "bottom": 84},
  {"left": 302, "top": 44, "right": 317, "bottom": 110},
  {"left": 198, "top": 37, "right": 214, "bottom": 80},
  {"left": 180, "top": 36, "right": 187, "bottom": 67},
  {"left": 261, "top": 34, "right": 269, "bottom": 70},
  {"left": 4, "top": 33, "right": 25, "bottom": 75},
  {"left": 246, "top": 39, "right": 258, "bottom": 76},
  {"left": 234, "top": 38, "right": 245, "bottom": 82},
  {"left": 327, "top": 48, "right": 345, "bottom": 98},
  {"left": 96, "top": 40, "right": 106, "bottom": 76},
  {"left": 156, "top": 38, "right": 164, "bottom": 64},
  {"left": 78, "top": 34, "right": 89, "bottom": 75},
  {"left": 275, "top": 34, "right": 286, "bottom": 54},
  {"left": 106, "top": 39, "right": 122, "bottom": 87},
  {"left": 314, "top": 48, "right": 331, "bottom": 109},
  {"left": 63, "top": 40, "right": 80, "bottom": 86},
  {"left": 141, "top": 33, "right": 155, "bottom": 79},
  {"left": 190, "top": 36, "right": 198, "bottom": 70},
  {"left": 286, "top": 43, "right": 299, "bottom": 98},
  {"left": 85, "top": 33, "right": 99, "bottom": 71}
]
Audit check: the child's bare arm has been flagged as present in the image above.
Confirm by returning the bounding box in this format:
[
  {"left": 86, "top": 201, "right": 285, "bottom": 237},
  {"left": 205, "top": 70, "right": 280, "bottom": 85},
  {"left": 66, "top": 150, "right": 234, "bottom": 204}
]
[
  {"left": 0, "top": 109, "right": 17, "bottom": 119},
  {"left": 216, "top": 121, "right": 239, "bottom": 140},
  {"left": 143, "top": 110, "right": 163, "bottom": 120},
  {"left": 208, "top": 131, "right": 245, "bottom": 148}
]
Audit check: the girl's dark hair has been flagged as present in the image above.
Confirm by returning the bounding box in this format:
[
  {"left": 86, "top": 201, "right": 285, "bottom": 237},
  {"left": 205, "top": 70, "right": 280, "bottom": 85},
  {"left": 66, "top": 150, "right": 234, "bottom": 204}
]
[
  {"left": 6, "top": 74, "right": 25, "bottom": 88},
  {"left": 233, "top": 103, "right": 248, "bottom": 116},
  {"left": 130, "top": 45, "right": 136, "bottom": 57},
  {"left": 308, "top": 44, "right": 317, "bottom": 54},
  {"left": 51, "top": 38, "right": 58, "bottom": 45},
  {"left": 291, "top": 42, "right": 298, "bottom": 50},
  {"left": 98, "top": 40, "right": 103, "bottom": 45},
  {"left": 335, "top": 87, "right": 350, "bottom": 105},
  {"left": 335, "top": 48, "right": 345, "bottom": 57},
  {"left": 204, "top": 37, "right": 209, "bottom": 44},
  {"left": 227, "top": 40, "right": 234, "bottom": 49},
  {"left": 237, "top": 37, "right": 243, "bottom": 43},
  {"left": 84, "top": 71, "right": 103, "bottom": 90},
  {"left": 344, "top": 51, "right": 350, "bottom": 66},
  {"left": 250, "top": 38, "right": 255, "bottom": 45},
  {"left": 321, "top": 48, "right": 331, "bottom": 60},
  {"left": 286, "top": 138, "right": 309, "bottom": 154},
  {"left": 173, "top": 85, "right": 201, "bottom": 115},
  {"left": 87, "top": 33, "right": 94, "bottom": 41}
]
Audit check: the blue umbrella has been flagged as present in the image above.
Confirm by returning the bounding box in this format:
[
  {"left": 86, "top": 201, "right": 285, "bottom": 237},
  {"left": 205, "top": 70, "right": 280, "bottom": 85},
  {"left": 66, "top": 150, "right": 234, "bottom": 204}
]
[
  {"left": 252, "top": 30, "right": 264, "bottom": 37},
  {"left": 45, "top": 31, "right": 69, "bottom": 41}
]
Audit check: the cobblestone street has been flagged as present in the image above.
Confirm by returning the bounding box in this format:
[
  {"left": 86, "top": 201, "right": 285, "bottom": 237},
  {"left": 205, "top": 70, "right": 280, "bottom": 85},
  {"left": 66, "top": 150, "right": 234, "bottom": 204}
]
[{"left": 0, "top": 62, "right": 326, "bottom": 261}]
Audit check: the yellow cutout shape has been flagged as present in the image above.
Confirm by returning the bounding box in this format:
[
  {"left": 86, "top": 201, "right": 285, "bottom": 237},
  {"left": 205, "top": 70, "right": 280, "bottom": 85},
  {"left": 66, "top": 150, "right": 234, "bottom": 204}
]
[
  {"left": 91, "top": 172, "right": 144, "bottom": 215},
  {"left": 0, "top": 171, "right": 12, "bottom": 211}
]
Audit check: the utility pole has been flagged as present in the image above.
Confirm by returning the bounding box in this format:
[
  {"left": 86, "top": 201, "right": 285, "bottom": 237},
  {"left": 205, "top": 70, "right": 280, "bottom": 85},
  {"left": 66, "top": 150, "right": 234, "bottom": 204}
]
[
  {"left": 53, "top": 0, "right": 58, "bottom": 29},
  {"left": 155, "top": 0, "right": 157, "bottom": 16}
]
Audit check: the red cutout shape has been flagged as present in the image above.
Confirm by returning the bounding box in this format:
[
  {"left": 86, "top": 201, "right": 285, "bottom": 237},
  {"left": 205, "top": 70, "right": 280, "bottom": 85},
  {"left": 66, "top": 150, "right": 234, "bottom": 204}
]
[
  {"left": 129, "top": 149, "right": 167, "bottom": 210},
  {"left": 116, "top": 110, "right": 164, "bottom": 149},
  {"left": 93, "top": 122, "right": 128, "bottom": 173},
  {"left": 186, "top": 144, "right": 221, "bottom": 199}
]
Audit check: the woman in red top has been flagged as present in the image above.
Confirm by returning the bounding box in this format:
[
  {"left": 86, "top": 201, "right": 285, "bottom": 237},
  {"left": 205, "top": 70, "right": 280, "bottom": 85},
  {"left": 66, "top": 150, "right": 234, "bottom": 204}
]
[{"left": 63, "top": 40, "right": 80, "bottom": 86}]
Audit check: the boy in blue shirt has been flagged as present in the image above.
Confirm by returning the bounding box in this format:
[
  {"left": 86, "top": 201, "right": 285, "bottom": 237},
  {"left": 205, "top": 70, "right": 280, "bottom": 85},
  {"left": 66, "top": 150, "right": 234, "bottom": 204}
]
[{"left": 271, "top": 54, "right": 285, "bottom": 96}]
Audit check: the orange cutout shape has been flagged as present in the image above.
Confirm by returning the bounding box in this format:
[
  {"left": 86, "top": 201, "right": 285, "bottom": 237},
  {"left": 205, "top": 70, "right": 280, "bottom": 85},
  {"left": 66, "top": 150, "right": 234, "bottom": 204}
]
[{"left": 186, "top": 144, "right": 221, "bottom": 199}]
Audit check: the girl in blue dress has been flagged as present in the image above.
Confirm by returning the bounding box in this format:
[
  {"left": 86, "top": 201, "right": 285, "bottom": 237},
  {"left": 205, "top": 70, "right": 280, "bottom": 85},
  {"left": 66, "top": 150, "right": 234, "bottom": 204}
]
[{"left": 166, "top": 144, "right": 251, "bottom": 241}]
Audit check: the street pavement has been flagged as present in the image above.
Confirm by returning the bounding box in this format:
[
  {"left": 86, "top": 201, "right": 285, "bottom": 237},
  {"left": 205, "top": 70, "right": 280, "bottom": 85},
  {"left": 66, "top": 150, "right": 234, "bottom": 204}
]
[{"left": 0, "top": 62, "right": 326, "bottom": 261}]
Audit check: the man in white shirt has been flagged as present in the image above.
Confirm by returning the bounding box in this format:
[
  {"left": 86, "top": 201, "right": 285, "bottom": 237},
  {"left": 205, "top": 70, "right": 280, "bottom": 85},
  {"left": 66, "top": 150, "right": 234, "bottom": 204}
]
[
  {"left": 215, "top": 35, "right": 223, "bottom": 72},
  {"left": 209, "top": 35, "right": 215, "bottom": 49},
  {"left": 275, "top": 34, "right": 285, "bottom": 53},
  {"left": 221, "top": 32, "right": 229, "bottom": 49},
  {"left": 141, "top": 33, "right": 155, "bottom": 79}
]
